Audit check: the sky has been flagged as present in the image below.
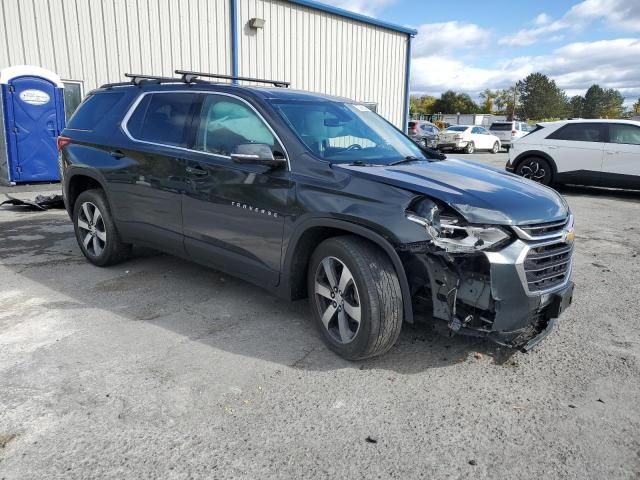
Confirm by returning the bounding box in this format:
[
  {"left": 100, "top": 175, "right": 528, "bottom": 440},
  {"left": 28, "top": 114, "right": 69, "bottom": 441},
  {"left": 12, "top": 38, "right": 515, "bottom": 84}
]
[{"left": 320, "top": 0, "right": 640, "bottom": 106}]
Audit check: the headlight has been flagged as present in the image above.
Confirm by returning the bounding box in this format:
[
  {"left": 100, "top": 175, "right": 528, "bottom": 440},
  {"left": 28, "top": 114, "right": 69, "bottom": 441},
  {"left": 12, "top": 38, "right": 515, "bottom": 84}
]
[{"left": 406, "top": 199, "right": 510, "bottom": 253}]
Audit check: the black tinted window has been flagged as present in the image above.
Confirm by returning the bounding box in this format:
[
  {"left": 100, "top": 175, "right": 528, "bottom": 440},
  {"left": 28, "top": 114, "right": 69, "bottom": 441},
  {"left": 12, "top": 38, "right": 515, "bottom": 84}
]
[
  {"left": 127, "top": 93, "right": 199, "bottom": 147},
  {"left": 547, "top": 123, "right": 604, "bottom": 142},
  {"left": 490, "top": 122, "right": 512, "bottom": 131},
  {"left": 609, "top": 124, "right": 640, "bottom": 145},
  {"left": 67, "top": 92, "right": 125, "bottom": 130}
]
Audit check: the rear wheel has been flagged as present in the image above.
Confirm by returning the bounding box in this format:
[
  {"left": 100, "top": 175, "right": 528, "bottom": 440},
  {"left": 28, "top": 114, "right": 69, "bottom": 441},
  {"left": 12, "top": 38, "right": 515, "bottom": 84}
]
[
  {"left": 307, "top": 236, "right": 403, "bottom": 360},
  {"left": 516, "top": 157, "right": 552, "bottom": 185},
  {"left": 465, "top": 141, "right": 475, "bottom": 154},
  {"left": 490, "top": 141, "right": 499, "bottom": 154},
  {"left": 73, "top": 189, "right": 131, "bottom": 266}
]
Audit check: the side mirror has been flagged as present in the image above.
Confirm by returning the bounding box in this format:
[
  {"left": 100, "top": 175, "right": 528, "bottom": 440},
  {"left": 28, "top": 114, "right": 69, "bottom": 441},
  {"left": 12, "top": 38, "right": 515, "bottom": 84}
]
[{"left": 230, "top": 144, "right": 286, "bottom": 168}]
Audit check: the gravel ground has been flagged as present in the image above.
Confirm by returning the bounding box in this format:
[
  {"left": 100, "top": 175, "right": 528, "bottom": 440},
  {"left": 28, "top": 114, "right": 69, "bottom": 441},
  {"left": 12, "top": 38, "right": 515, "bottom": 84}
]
[{"left": 1, "top": 153, "right": 639, "bottom": 479}]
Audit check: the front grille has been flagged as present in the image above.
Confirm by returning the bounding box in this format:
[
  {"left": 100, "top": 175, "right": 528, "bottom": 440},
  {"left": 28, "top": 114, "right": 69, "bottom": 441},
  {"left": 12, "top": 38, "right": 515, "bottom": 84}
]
[
  {"left": 524, "top": 241, "right": 573, "bottom": 292},
  {"left": 518, "top": 218, "right": 568, "bottom": 238}
]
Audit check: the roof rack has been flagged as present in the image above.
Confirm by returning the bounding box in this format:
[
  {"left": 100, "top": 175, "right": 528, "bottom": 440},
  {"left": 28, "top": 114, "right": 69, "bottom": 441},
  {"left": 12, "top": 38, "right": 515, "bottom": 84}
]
[
  {"left": 175, "top": 69, "right": 290, "bottom": 88},
  {"left": 123, "top": 73, "right": 185, "bottom": 86}
]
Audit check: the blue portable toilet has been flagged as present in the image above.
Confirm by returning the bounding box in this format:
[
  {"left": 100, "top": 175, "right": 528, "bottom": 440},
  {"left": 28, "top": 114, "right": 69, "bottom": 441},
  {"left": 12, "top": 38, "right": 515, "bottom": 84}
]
[{"left": 0, "top": 65, "right": 66, "bottom": 185}]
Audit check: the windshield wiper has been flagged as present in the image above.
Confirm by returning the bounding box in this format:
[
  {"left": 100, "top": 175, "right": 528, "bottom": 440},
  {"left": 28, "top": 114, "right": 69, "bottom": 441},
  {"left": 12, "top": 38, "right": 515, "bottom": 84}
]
[{"left": 389, "top": 156, "right": 422, "bottom": 166}]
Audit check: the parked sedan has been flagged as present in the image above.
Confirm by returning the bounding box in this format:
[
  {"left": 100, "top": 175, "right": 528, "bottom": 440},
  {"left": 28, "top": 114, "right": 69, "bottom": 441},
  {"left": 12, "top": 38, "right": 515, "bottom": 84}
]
[
  {"left": 437, "top": 125, "right": 501, "bottom": 154},
  {"left": 408, "top": 120, "right": 440, "bottom": 148}
]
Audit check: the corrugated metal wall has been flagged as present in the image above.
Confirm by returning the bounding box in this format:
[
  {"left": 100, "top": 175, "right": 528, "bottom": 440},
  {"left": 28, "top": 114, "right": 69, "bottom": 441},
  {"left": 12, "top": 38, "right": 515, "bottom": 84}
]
[
  {"left": 0, "top": 0, "right": 408, "bottom": 127},
  {"left": 237, "top": 0, "right": 408, "bottom": 127},
  {"left": 0, "top": 0, "right": 232, "bottom": 92}
]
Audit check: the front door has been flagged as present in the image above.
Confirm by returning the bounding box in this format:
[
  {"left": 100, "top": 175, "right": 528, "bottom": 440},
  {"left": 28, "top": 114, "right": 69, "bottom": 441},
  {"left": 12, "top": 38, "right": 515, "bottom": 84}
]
[
  {"left": 543, "top": 122, "right": 605, "bottom": 174},
  {"left": 7, "top": 76, "right": 62, "bottom": 181},
  {"left": 181, "top": 93, "right": 292, "bottom": 286}
]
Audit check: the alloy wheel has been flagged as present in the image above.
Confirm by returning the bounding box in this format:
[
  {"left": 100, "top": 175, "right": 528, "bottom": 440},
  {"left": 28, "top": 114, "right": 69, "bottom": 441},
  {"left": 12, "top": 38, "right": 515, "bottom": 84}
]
[
  {"left": 520, "top": 161, "right": 547, "bottom": 181},
  {"left": 314, "top": 256, "right": 362, "bottom": 344},
  {"left": 77, "top": 201, "right": 106, "bottom": 257}
]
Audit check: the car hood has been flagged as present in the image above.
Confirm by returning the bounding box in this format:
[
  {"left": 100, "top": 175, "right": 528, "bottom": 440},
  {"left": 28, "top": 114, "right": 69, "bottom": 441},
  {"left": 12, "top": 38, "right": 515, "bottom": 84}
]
[{"left": 334, "top": 158, "right": 568, "bottom": 225}]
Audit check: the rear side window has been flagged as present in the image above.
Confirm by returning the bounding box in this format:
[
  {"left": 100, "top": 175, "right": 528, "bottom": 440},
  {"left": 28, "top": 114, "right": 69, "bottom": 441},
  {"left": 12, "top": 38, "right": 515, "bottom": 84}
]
[
  {"left": 66, "top": 92, "right": 125, "bottom": 130},
  {"left": 490, "top": 122, "right": 512, "bottom": 131},
  {"left": 608, "top": 124, "right": 640, "bottom": 145},
  {"left": 547, "top": 123, "right": 604, "bottom": 142},
  {"left": 126, "top": 93, "right": 200, "bottom": 148}
]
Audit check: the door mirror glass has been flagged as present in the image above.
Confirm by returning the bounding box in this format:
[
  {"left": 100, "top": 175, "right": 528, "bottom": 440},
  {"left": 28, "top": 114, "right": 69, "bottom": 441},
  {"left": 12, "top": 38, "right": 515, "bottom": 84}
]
[{"left": 231, "top": 143, "right": 285, "bottom": 167}]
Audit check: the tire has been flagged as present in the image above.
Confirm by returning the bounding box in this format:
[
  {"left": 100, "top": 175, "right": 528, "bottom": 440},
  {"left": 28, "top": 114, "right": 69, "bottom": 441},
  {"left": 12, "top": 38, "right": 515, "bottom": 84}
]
[
  {"left": 307, "top": 236, "right": 403, "bottom": 360},
  {"left": 465, "top": 141, "right": 475, "bottom": 154},
  {"left": 73, "top": 189, "right": 131, "bottom": 266},
  {"left": 504, "top": 145, "right": 511, "bottom": 152},
  {"left": 515, "top": 156, "right": 553, "bottom": 186},
  {"left": 490, "top": 142, "right": 499, "bottom": 154}
]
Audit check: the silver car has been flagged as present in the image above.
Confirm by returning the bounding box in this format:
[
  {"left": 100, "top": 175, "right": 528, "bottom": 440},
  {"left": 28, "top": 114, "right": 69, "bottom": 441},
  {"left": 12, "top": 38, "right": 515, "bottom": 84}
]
[
  {"left": 408, "top": 120, "right": 440, "bottom": 148},
  {"left": 489, "top": 121, "right": 530, "bottom": 151}
]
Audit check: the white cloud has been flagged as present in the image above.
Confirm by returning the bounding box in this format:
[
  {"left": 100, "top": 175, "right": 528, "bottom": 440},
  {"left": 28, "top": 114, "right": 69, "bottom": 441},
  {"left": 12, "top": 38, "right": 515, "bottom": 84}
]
[
  {"left": 569, "top": 0, "right": 640, "bottom": 32},
  {"left": 411, "top": 38, "right": 640, "bottom": 102},
  {"left": 498, "top": 19, "right": 570, "bottom": 47},
  {"left": 316, "top": 0, "right": 396, "bottom": 16},
  {"left": 413, "top": 22, "right": 489, "bottom": 56},
  {"left": 533, "top": 13, "right": 551, "bottom": 26}
]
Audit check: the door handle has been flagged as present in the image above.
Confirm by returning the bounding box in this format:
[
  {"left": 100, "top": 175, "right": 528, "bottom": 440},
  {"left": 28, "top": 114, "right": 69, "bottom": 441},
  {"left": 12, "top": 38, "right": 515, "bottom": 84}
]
[
  {"left": 605, "top": 151, "right": 618, "bottom": 155},
  {"left": 110, "top": 150, "right": 126, "bottom": 159},
  {"left": 186, "top": 166, "right": 208, "bottom": 176},
  {"left": 548, "top": 146, "right": 558, "bottom": 149}
]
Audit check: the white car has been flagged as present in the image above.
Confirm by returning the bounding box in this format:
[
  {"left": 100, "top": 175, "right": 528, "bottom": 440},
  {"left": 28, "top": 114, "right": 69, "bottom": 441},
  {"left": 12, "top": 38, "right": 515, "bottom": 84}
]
[
  {"left": 437, "top": 125, "right": 501, "bottom": 154},
  {"left": 489, "top": 121, "right": 530, "bottom": 151},
  {"left": 507, "top": 119, "right": 640, "bottom": 189}
]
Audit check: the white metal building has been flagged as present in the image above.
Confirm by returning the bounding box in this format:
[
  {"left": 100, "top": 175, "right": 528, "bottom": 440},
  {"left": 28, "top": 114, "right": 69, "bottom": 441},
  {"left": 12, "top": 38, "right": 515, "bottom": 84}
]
[{"left": 0, "top": 0, "right": 415, "bottom": 128}]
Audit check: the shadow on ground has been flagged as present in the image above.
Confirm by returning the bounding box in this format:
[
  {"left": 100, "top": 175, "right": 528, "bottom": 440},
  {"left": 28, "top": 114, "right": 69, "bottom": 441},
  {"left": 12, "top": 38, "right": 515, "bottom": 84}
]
[{"left": 0, "top": 210, "right": 517, "bottom": 374}]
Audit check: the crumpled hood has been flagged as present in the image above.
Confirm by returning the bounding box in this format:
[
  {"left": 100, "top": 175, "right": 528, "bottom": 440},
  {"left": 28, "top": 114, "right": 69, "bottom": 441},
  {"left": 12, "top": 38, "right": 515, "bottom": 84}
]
[{"left": 335, "top": 158, "right": 568, "bottom": 225}]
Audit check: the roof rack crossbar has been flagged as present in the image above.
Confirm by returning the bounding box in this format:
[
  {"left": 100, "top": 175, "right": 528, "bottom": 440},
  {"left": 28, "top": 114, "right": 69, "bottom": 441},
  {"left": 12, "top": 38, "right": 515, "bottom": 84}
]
[
  {"left": 175, "top": 69, "right": 290, "bottom": 88},
  {"left": 124, "top": 73, "right": 182, "bottom": 86}
]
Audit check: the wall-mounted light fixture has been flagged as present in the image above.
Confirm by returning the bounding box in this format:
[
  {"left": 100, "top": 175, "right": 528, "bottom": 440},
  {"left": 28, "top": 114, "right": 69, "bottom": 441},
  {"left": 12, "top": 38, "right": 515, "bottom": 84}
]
[{"left": 249, "top": 18, "right": 265, "bottom": 29}]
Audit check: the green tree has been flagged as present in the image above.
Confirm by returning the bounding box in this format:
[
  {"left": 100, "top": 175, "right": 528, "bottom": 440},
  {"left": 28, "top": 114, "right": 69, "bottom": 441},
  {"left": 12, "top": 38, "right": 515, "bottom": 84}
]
[
  {"left": 409, "top": 94, "right": 436, "bottom": 117},
  {"left": 494, "top": 86, "right": 518, "bottom": 119},
  {"left": 516, "top": 73, "right": 568, "bottom": 120},
  {"left": 568, "top": 95, "right": 585, "bottom": 118},
  {"left": 479, "top": 89, "right": 496, "bottom": 113},
  {"left": 633, "top": 98, "right": 640, "bottom": 114},
  {"left": 583, "top": 84, "right": 624, "bottom": 118},
  {"left": 432, "top": 90, "right": 479, "bottom": 114}
]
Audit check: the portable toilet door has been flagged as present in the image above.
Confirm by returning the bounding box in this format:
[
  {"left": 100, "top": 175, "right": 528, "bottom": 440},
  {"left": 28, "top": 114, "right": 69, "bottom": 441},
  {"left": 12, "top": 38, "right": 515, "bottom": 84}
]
[{"left": 0, "top": 65, "right": 65, "bottom": 184}]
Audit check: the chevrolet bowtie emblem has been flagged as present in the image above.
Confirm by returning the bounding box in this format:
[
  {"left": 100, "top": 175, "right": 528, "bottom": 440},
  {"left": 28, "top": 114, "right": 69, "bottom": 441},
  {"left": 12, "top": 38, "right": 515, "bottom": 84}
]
[{"left": 564, "top": 229, "right": 575, "bottom": 244}]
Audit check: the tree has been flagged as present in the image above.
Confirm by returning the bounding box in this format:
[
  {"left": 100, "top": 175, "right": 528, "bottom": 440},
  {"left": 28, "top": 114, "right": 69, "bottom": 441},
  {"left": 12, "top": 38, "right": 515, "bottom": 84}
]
[
  {"left": 583, "top": 84, "right": 624, "bottom": 118},
  {"left": 494, "top": 86, "right": 518, "bottom": 119},
  {"left": 479, "top": 89, "right": 496, "bottom": 113},
  {"left": 409, "top": 94, "right": 436, "bottom": 117},
  {"left": 516, "top": 73, "right": 568, "bottom": 120},
  {"left": 432, "top": 90, "right": 479, "bottom": 114},
  {"left": 634, "top": 98, "right": 640, "bottom": 114},
  {"left": 568, "top": 95, "right": 585, "bottom": 118}
]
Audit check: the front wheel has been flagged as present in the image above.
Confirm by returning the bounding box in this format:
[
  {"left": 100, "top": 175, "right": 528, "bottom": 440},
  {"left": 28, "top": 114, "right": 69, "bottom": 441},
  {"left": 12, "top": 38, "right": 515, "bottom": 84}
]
[
  {"left": 490, "top": 142, "right": 500, "bottom": 154},
  {"left": 516, "top": 157, "right": 553, "bottom": 185},
  {"left": 465, "top": 141, "right": 475, "bottom": 154},
  {"left": 307, "top": 236, "right": 403, "bottom": 360}
]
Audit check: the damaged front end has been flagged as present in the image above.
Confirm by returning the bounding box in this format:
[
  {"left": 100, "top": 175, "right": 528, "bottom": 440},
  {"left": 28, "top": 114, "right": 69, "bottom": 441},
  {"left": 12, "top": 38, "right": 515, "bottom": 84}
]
[{"left": 401, "top": 197, "right": 575, "bottom": 350}]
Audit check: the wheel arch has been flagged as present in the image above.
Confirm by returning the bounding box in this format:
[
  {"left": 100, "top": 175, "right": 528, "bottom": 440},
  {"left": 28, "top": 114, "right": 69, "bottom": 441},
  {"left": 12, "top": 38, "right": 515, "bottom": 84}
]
[
  {"left": 65, "top": 168, "right": 110, "bottom": 217},
  {"left": 280, "top": 218, "right": 414, "bottom": 323}
]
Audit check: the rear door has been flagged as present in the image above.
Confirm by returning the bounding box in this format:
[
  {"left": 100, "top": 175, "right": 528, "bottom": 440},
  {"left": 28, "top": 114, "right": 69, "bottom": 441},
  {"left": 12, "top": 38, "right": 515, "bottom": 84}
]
[
  {"left": 112, "top": 91, "right": 201, "bottom": 254},
  {"left": 471, "top": 126, "right": 491, "bottom": 149},
  {"left": 543, "top": 123, "right": 606, "bottom": 174},
  {"left": 602, "top": 123, "right": 640, "bottom": 178},
  {"left": 181, "top": 93, "right": 292, "bottom": 286}
]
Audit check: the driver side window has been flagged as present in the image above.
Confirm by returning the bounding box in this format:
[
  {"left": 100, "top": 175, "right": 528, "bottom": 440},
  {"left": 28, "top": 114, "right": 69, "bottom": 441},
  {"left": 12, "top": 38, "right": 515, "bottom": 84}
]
[{"left": 194, "top": 95, "right": 277, "bottom": 157}]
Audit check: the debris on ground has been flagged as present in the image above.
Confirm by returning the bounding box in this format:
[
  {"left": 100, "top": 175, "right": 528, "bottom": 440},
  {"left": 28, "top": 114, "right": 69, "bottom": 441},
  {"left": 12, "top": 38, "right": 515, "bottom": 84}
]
[
  {"left": 365, "top": 436, "right": 377, "bottom": 444},
  {"left": 1, "top": 194, "right": 65, "bottom": 210}
]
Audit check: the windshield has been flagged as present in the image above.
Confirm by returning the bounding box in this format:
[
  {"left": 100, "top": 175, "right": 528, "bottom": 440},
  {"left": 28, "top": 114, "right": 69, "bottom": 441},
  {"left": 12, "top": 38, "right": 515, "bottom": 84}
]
[{"left": 271, "top": 101, "right": 428, "bottom": 164}]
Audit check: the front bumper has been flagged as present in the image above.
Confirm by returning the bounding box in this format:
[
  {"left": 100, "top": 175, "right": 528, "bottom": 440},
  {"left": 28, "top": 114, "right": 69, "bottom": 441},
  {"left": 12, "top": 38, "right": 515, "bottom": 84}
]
[{"left": 407, "top": 228, "right": 575, "bottom": 350}]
